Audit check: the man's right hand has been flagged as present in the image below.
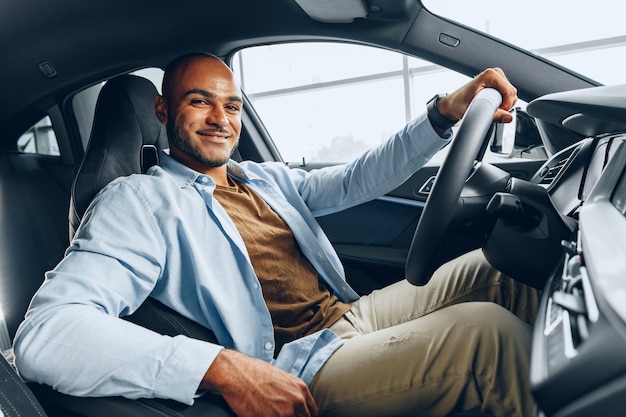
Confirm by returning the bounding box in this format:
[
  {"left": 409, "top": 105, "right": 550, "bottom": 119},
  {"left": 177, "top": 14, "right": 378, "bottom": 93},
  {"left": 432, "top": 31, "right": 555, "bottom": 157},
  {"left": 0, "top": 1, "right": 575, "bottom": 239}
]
[{"left": 201, "top": 349, "right": 319, "bottom": 417}]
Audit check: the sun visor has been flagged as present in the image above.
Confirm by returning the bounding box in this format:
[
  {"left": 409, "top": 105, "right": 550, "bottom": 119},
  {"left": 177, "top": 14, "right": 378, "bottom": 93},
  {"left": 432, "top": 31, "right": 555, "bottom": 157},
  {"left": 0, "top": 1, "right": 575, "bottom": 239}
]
[{"left": 294, "top": 0, "right": 368, "bottom": 23}]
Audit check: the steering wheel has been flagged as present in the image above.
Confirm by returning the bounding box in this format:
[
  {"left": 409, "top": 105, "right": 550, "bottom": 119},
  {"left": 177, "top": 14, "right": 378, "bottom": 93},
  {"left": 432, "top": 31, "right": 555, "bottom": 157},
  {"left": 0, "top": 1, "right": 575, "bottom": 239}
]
[{"left": 405, "top": 88, "right": 503, "bottom": 286}]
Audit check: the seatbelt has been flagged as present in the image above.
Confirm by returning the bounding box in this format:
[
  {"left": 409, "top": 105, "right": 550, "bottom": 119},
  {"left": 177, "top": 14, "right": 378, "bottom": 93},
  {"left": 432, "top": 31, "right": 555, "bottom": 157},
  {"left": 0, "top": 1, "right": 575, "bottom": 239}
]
[
  {"left": 0, "top": 350, "right": 48, "bottom": 416},
  {"left": 0, "top": 304, "right": 48, "bottom": 416}
]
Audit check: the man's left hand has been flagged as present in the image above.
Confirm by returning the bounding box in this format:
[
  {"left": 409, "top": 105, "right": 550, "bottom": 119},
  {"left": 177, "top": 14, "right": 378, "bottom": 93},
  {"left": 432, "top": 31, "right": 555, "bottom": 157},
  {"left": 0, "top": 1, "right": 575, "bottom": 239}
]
[{"left": 437, "top": 68, "right": 517, "bottom": 124}]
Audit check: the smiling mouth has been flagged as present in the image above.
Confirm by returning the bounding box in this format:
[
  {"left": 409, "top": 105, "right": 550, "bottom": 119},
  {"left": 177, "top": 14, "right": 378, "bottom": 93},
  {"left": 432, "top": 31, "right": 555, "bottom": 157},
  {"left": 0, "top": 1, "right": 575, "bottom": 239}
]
[{"left": 198, "top": 131, "right": 229, "bottom": 142}]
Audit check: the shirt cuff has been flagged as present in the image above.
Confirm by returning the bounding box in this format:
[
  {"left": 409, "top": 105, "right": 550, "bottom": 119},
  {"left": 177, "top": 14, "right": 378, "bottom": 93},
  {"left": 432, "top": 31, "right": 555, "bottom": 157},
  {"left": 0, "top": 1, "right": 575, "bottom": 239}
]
[{"left": 153, "top": 335, "right": 224, "bottom": 405}]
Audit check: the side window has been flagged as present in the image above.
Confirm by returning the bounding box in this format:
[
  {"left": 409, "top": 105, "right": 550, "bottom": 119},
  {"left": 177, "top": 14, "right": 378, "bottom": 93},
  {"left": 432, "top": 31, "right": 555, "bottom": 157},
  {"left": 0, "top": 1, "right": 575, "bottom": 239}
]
[
  {"left": 16, "top": 68, "right": 164, "bottom": 157},
  {"left": 17, "top": 117, "right": 59, "bottom": 156},
  {"left": 233, "top": 42, "right": 539, "bottom": 165},
  {"left": 232, "top": 42, "right": 470, "bottom": 164}
]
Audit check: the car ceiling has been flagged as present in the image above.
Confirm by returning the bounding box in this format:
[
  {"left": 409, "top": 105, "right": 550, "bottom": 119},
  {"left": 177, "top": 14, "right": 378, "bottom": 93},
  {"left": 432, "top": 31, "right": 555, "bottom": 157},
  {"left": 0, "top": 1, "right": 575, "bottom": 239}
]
[{"left": 0, "top": 0, "right": 599, "bottom": 147}]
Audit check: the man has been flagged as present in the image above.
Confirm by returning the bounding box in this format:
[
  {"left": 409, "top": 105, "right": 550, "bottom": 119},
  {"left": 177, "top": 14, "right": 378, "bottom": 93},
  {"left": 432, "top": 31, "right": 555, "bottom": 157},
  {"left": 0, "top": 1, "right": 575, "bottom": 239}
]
[{"left": 14, "top": 53, "right": 538, "bottom": 417}]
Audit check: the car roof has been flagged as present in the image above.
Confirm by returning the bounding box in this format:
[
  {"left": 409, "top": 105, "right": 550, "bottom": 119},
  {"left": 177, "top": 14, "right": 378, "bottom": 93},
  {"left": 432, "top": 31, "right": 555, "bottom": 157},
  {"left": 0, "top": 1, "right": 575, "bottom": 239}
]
[{"left": 0, "top": 0, "right": 597, "bottom": 145}]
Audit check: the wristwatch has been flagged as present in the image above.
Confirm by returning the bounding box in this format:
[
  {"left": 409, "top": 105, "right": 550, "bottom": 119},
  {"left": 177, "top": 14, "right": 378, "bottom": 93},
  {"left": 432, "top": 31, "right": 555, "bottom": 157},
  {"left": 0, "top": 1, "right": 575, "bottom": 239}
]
[{"left": 426, "top": 94, "right": 459, "bottom": 132}]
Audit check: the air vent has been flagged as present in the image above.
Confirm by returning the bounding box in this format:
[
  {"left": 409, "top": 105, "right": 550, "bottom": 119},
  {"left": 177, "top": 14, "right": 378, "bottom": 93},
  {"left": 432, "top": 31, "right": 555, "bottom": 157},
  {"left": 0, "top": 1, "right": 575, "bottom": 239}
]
[
  {"left": 537, "top": 144, "right": 581, "bottom": 187},
  {"left": 540, "top": 157, "right": 570, "bottom": 185}
]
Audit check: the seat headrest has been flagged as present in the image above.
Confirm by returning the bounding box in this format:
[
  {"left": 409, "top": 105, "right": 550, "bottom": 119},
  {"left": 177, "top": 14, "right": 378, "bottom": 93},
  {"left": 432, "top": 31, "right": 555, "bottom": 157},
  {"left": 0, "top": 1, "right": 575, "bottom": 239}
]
[{"left": 69, "top": 74, "right": 168, "bottom": 239}]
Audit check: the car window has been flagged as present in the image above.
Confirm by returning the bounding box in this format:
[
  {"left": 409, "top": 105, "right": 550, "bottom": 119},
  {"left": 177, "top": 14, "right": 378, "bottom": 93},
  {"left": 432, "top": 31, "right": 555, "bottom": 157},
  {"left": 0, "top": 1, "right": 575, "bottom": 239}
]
[
  {"left": 233, "top": 42, "right": 526, "bottom": 165},
  {"left": 17, "top": 116, "right": 59, "bottom": 156},
  {"left": 423, "top": 0, "right": 626, "bottom": 86}
]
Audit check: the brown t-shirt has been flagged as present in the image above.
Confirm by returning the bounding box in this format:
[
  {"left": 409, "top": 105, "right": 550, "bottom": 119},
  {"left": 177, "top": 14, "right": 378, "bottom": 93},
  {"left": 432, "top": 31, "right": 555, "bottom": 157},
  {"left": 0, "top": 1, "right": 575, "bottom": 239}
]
[{"left": 213, "top": 178, "right": 350, "bottom": 353}]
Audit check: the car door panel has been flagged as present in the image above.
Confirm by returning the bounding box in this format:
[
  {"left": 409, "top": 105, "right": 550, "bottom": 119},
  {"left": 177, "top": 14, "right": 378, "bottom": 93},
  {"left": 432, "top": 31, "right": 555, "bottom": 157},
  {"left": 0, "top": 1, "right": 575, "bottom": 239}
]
[
  {"left": 316, "top": 171, "right": 428, "bottom": 294},
  {"left": 313, "top": 159, "right": 544, "bottom": 294},
  {"left": 317, "top": 197, "right": 422, "bottom": 294}
]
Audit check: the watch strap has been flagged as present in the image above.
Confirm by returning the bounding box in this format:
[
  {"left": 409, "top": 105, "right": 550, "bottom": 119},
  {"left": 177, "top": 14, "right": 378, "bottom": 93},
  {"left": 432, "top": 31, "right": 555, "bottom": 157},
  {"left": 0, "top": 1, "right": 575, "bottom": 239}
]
[{"left": 426, "top": 94, "right": 458, "bottom": 132}]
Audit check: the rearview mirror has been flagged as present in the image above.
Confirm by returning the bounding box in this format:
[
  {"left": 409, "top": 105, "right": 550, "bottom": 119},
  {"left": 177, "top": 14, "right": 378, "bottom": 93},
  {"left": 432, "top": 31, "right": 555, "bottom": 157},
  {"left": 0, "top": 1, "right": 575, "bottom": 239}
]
[
  {"left": 491, "top": 107, "right": 545, "bottom": 159},
  {"left": 491, "top": 108, "right": 517, "bottom": 156}
]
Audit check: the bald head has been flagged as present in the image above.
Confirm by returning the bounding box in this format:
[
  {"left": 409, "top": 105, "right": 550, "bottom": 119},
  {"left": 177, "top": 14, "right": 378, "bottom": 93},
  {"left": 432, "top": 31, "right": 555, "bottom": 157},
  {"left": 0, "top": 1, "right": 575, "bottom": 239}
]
[{"left": 162, "top": 52, "right": 233, "bottom": 101}]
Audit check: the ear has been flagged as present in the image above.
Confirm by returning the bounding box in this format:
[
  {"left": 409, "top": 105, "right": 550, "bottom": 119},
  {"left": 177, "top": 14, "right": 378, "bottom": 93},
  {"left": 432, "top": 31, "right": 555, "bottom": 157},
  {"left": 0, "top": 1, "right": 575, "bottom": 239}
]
[{"left": 155, "top": 95, "right": 168, "bottom": 125}]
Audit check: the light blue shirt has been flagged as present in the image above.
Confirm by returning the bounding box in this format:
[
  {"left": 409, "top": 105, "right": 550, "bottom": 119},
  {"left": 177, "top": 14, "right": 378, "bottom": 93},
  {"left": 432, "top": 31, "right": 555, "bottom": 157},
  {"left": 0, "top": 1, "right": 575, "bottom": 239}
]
[{"left": 14, "top": 113, "right": 448, "bottom": 405}]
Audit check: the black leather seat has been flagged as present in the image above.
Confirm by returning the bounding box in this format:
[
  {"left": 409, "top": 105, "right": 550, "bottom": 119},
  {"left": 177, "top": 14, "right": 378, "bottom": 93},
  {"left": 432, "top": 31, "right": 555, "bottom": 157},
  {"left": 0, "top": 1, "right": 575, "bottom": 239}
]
[
  {"left": 32, "top": 74, "right": 234, "bottom": 417},
  {"left": 69, "top": 74, "right": 168, "bottom": 239}
]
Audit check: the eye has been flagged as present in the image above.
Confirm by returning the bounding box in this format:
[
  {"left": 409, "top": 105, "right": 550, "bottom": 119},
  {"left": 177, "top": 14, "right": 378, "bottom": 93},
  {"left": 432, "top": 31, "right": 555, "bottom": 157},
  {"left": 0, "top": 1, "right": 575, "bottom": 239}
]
[
  {"left": 225, "top": 104, "right": 241, "bottom": 113},
  {"left": 190, "top": 99, "right": 209, "bottom": 107}
]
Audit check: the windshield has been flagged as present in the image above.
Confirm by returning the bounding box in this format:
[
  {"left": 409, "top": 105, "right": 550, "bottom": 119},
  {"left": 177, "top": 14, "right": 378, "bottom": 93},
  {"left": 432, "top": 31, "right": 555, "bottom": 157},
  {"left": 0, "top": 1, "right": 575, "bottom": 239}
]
[{"left": 422, "top": 0, "right": 626, "bottom": 86}]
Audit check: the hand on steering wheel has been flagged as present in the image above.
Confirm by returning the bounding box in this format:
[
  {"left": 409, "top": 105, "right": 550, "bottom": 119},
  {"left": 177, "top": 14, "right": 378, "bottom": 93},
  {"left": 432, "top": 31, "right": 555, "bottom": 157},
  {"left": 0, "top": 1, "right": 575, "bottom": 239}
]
[{"left": 405, "top": 87, "right": 505, "bottom": 286}]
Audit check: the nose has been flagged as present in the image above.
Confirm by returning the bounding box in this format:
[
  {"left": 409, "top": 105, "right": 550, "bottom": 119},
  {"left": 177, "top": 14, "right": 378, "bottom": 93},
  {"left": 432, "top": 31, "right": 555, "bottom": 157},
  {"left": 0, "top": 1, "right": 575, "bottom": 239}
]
[{"left": 206, "top": 106, "right": 229, "bottom": 128}]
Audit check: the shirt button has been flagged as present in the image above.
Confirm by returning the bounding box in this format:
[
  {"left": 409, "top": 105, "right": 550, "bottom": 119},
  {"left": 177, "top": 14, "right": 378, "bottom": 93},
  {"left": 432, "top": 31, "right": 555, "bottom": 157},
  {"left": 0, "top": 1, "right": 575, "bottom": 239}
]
[
  {"left": 252, "top": 283, "right": 259, "bottom": 289},
  {"left": 200, "top": 177, "right": 208, "bottom": 183},
  {"left": 264, "top": 342, "right": 273, "bottom": 350}
]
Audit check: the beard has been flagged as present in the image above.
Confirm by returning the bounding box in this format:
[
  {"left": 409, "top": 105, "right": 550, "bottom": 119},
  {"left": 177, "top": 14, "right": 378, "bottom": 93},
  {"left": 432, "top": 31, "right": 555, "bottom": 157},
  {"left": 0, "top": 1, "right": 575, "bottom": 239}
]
[{"left": 166, "top": 116, "right": 239, "bottom": 168}]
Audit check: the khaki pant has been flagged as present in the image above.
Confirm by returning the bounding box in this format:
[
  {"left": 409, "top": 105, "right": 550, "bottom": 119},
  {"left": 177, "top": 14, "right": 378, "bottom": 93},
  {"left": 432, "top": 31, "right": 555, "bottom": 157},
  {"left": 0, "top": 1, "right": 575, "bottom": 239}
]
[{"left": 310, "top": 249, "right": 540, "bottom": 417}]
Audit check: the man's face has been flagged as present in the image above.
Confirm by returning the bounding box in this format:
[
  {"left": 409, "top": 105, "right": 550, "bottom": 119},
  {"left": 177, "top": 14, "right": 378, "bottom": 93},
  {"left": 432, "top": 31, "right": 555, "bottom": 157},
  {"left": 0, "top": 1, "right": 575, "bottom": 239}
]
[{"left": 157, "top": 58, "right": 243, "bottom": 173}]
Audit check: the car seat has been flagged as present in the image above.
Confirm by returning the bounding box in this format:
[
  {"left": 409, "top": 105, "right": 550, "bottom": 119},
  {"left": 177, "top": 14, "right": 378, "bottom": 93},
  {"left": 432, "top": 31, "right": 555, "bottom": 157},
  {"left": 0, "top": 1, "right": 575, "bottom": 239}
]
[
  {"left": 30, "top": 74, "right": 235, "bottom": 417},
  {"left": 69, "top": 73, "right": 222, "bottom": 347}
]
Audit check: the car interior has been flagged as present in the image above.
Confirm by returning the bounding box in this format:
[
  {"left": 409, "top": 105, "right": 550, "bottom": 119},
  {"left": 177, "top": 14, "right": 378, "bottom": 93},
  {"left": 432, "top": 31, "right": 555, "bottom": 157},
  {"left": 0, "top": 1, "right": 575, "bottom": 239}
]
[{"left": 1, "top": 0, "right": 625, "bottom": 416}]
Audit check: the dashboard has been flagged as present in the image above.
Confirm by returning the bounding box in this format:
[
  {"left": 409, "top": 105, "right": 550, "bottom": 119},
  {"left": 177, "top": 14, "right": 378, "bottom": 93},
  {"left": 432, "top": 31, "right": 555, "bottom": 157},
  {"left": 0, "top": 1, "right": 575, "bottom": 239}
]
[
  {"left": 523, "top": 85, "right": 626, "bottom": 416},
  {"left": 531, "top": 133, "right": 626, "bottom": 217}
]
